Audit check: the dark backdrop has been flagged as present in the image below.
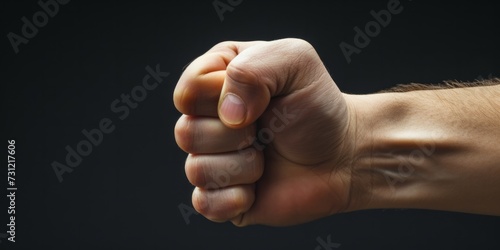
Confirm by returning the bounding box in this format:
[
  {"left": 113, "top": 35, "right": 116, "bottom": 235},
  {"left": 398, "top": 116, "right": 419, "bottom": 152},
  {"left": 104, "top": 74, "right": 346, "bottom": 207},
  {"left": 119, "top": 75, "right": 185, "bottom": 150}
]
[{"left": 2, "top": 0, "right": 500, "bottom": 249}]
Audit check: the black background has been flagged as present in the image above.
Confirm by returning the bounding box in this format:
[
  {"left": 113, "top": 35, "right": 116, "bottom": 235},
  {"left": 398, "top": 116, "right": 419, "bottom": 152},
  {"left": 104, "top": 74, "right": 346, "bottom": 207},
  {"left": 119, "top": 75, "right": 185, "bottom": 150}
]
[{"left": 2, "top": 0, "right": 500, "bottom": 249}]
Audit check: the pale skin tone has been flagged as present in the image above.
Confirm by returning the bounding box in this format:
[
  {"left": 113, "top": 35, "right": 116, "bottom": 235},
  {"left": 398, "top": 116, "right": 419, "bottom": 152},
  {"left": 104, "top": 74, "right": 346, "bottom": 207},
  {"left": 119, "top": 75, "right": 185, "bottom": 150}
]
[{"left": 173, "top": 38, "right": 500, "bottom": 226}]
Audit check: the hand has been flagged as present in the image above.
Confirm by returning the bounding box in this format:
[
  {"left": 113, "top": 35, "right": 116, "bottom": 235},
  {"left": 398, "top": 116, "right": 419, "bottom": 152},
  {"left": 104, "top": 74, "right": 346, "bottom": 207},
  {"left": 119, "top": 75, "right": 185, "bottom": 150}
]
[{"left": 174, "top": 38, "right": 360, "bottom": 226}]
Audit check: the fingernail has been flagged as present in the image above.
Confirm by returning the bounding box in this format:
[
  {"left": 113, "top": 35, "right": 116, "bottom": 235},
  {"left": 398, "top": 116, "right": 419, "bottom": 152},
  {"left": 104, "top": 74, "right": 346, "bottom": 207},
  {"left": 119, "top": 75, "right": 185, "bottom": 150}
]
[{"left": 220, "top": 93, "right": 246, "bottom": 125}]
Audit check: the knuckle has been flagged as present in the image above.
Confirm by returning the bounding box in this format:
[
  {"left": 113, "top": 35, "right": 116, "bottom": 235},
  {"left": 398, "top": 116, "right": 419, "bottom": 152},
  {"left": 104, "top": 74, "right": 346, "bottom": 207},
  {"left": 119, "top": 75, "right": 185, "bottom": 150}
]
[
  {"left": 212, "top": 41, "right": 233, "bottom": 49},
  {"left": 173, "top": 84, "right": 196, "bottom": 115},
  {"left": 291, "top": 39, "right": 317, "bottom": 63},
  {"left": 174, "top": 116, "right": 196, "bottom": 153},
  {"left": 285, "top": 37, "right": 313, "bottom": 49},
  {"left": 192, "top": 189, "right": 209, "bottom": 215},
  {"left": 185, "top": 155, "right": 207, "bottom": 187},
  {"left": 225, "top": 60, "right": 260, "bottom": 86}
]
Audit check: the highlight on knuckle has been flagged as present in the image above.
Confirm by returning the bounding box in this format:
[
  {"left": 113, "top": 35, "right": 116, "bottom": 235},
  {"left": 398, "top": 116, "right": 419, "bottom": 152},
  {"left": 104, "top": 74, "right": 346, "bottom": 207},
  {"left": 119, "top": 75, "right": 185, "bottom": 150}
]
[
  {"left": 185, "top": 155, "right": 208, "bottom": 187},
  {"left": 173, "top": 85, "right": 197, "bottom": 115},
  {"left": 192, "top": 189, "right": 210, "bottom": 215},
  {"left": 174, "top": 116, "right": 196, "bottom": 153}
]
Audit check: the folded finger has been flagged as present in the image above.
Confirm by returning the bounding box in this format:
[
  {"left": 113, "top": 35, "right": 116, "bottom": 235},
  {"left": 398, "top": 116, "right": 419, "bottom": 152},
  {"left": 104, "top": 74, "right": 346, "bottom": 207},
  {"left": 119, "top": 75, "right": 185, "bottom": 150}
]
[
  {"left": 173, "top": 41, "right": 264, "bottom": 117},
  {"left": 192, "top": 184, "right": 255, "bottom": 222},
  {"left": 185, "top": 147, "right": 264, "bottom": 189},
  {"left": 174, "top": 115, "right": 256, "bottom": 154}
]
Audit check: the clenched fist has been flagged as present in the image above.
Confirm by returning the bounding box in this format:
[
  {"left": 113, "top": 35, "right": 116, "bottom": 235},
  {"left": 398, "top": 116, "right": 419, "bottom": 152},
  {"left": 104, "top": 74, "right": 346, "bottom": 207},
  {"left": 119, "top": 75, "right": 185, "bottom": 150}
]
[{"left": 174, "top": 38, "right": 359, "bottom": 226}]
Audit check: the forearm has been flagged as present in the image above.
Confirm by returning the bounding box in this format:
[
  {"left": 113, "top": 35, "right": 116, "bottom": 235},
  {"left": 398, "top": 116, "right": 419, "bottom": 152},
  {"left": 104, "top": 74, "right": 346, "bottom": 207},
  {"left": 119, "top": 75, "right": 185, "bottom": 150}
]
[{"left": 346, "top": 85, "right": 500, "bottom": 215}]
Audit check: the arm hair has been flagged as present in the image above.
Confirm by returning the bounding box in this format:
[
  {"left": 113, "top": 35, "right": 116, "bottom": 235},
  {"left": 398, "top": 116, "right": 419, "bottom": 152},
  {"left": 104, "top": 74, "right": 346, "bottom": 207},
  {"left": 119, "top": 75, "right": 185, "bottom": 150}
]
[{"left": 380, "top": 77, "right": 500, "bottom": 93}]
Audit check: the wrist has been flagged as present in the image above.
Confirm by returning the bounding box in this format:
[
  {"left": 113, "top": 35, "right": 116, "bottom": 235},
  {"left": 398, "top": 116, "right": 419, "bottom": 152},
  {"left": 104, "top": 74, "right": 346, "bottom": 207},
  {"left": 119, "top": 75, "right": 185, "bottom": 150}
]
[
  {"left": 343, "top": 92, "right": 438, "bottom": 212},
  {"left": 342, "top": 85, "right": 500, "bottom": 216}
]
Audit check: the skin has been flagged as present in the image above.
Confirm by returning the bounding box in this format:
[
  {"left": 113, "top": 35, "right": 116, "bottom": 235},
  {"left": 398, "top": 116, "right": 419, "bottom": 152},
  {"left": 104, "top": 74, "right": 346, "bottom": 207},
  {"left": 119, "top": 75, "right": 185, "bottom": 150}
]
[{"left": 173, "top": 38, "right": 500, "bottom": 227}]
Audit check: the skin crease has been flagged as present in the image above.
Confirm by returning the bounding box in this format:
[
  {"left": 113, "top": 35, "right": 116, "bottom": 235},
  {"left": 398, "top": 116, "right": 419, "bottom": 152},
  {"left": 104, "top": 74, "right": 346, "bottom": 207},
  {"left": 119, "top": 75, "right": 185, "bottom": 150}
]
[{"left": 173, "top": 38, "right": 500, "bottom": 227}]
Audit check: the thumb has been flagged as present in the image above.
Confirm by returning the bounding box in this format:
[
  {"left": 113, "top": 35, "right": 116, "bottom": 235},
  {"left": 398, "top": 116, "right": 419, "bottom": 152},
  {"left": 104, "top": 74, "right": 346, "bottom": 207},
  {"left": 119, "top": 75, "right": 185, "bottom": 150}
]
[{"left": 218, "top": 38, "right": 321, "bottom": 128}]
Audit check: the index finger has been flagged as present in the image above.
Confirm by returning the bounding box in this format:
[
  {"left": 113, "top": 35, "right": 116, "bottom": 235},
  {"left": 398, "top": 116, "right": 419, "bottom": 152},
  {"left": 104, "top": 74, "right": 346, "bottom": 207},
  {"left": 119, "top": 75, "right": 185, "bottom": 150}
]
[{"left": 173, "top": 41, "right": 264, "bottom": 117}]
